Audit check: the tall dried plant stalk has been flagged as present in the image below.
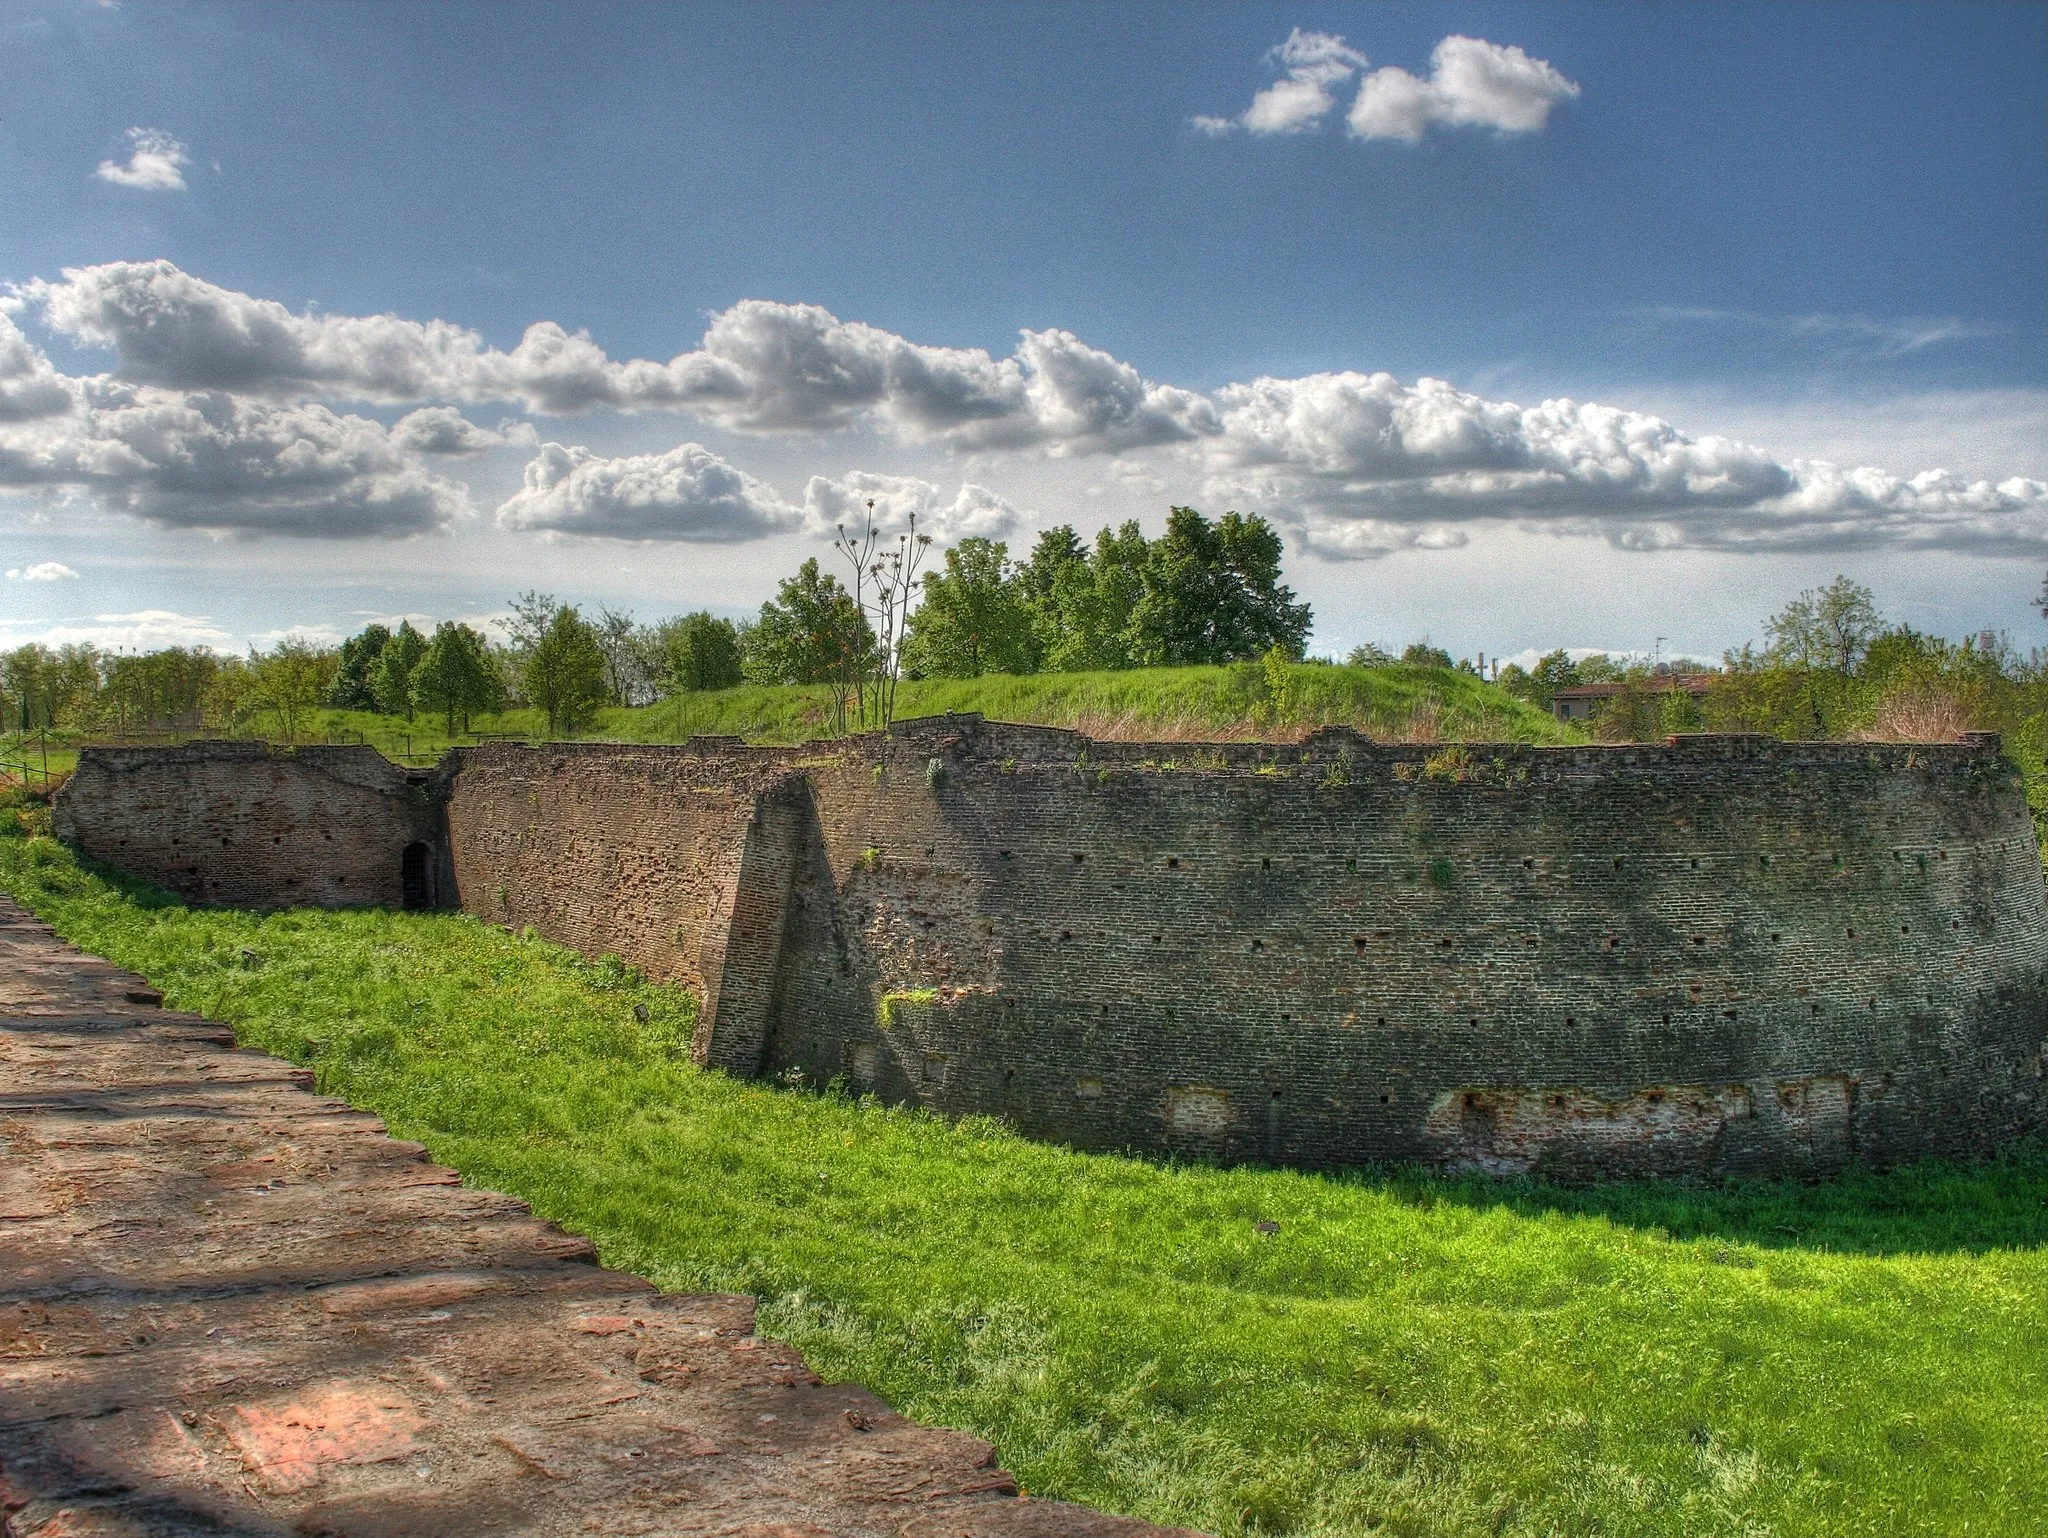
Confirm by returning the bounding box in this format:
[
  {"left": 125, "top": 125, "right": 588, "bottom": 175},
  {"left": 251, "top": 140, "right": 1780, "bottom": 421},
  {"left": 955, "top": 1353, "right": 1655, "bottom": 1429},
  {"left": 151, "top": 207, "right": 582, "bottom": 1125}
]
[{"left": 1863, "top": 690, "right": 1971, "bottom": 743}]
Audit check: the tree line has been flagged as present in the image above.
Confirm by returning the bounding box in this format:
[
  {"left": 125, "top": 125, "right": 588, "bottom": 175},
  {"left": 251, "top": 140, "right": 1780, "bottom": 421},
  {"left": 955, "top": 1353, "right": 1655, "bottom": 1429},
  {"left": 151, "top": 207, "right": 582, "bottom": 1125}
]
[
  {"left": 1, "top": 505, "right": 1311, "bottom": 742},
  {"left": 7, "top": 536, "right": 2042, "bottom": 772}
]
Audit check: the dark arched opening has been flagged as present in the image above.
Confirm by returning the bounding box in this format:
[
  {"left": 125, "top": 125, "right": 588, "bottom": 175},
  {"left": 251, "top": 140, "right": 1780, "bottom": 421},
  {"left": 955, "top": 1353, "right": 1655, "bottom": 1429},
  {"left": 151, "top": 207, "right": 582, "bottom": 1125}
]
[{"left": 400, "top": 842, "right": 433, "bottom": 910}]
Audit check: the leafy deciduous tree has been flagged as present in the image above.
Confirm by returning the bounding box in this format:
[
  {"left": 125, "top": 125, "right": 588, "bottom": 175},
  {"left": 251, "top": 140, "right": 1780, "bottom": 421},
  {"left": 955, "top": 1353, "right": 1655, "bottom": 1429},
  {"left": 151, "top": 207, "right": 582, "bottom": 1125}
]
[
  {"left": 248, "top": 639, "right": 337, "bottom": 744},
  {"left": 327, "top": 624, "right": 391, "bottom": 711},
  {"left": 1401, "top": 641, "right": 1454, "bottom": 669},
  {"left": 1129, "top": 507, "right": 1311, "bottom": 667},
  {"left": 372, "top": 622, "right": 427, "bottom": 720},
  {"left": 900, "top": 537, "right": 1035, "bottom": 678},
  {"left": 654, "top": 612, "right": 744, "bottom": 694},
  {"left": 524, "top": 606, "right": 609, "bottom": 737},
  {"left": 410, "top": 622, "right": 504, "bottom": 734},
  {"left": 742, "top": 559, "right": 872, "bottom": 689}
]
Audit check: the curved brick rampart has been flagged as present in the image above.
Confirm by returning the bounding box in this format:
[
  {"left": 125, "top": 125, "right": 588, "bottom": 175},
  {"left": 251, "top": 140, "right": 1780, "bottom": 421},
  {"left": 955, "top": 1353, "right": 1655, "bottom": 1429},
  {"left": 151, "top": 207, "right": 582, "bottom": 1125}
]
[
  {"left": 55, "top": 720, "right": 2048, "bottom": 1179},
  {"left": 54, "top": 740, "right": 444, "bottom": 910}
]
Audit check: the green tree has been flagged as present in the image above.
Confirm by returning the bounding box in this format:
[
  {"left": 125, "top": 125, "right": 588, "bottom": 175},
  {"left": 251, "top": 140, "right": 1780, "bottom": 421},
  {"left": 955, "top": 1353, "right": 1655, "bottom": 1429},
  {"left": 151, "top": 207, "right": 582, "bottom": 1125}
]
[
  {"left": 1024, "top": 521, "right": 1150, "bottom": 673},
  {"left": 654, "top": 612, "right": 744, "bottom": 694},
  {"left": 327, "top": 624, "right": 391, "bottom": 710},
  {"left": 505, "top": 590, "right": 560, "bottom": 656},
  {"left": 203, "top": 657, "right": 259, "bottom": 735},
  {"left": 1768, "top": 576, "right": 1881, "bottom": 673},
  {"left": 372, "top": 622, "right": 427, "bottom": 720},
  {"left": 1127, "top": 508, "right": 1311, "bottom": 667},
  {"left": 1345, "top": 642, "right": 1394, "bottom": 668},
  {"left": 900, "top": 538, "right": 1035, "bottom": 678},
  {"left": 1763, "top": 576, "right": 1882, "bottom": 737},
  {"left": 1401, "top": 641, "right": 1453, "bottom": 669},
  {"left": 593, "top": 605, "right": 645, "bottom": 705},
  {"left": 248, "top": 639, "right": 337, "bottom": 744},
  {"left": 410, "top": 622, "right": 504, "bottom": 734},
  {"left": 742, "top": 559, "right": 872, "bottom": 688},
  {"left": 1, "top": 644, "right": 100, "bottom": 732},
  {"left": 1499, "top": 648, "right": 1582, "bottom": 707},
  {"left": 100, "top": 646, "right": 216, "bottom": 732},
  {"left": 524, "top": 607, "right": 609, "bottom": 737}
]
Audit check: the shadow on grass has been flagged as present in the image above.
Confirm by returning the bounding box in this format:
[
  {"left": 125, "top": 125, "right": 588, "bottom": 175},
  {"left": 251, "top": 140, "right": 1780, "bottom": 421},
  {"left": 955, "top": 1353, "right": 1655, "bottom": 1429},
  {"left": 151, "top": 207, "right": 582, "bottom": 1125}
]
[{"left": 1359, "top": 1141, "right": 2048, "bottom": 1256}]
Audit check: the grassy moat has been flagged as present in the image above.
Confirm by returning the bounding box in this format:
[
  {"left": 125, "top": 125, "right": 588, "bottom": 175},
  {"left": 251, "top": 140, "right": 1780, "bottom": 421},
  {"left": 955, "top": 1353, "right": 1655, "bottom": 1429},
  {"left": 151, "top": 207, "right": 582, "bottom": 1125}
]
[{"left": 3, "top": 812, "right": 2043, "bottom": 1537}]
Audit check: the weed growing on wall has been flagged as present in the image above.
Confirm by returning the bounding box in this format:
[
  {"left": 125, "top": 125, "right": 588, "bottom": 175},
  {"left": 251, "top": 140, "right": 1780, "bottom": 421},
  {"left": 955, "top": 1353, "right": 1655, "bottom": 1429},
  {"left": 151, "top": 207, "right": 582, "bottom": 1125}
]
[{"left": 3, "top": 816, "right": 2045, "bottom": 1538}]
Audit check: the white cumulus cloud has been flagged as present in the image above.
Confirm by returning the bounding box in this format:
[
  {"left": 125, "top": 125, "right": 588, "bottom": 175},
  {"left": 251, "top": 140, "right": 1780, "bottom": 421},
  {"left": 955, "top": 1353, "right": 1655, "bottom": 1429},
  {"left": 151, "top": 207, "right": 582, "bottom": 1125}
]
[
  {"left": 1349, "top": 36, "right": 1579, "bottom": 142},
  {"left": 0, "top": 381, "right": 470, "bottom": 537},
  {"left": 1203, "top": 370, "right": 2048, "bottom": 556},
  {"left": 802, "top": 470, "right": 1027, "bottom": 543},
  {"left": 16, "top": 263, "right": 1215, "bottom": 451},
  {"left": 5, "top": 561, "right": 79, "bottom": 582},
  {"left": 0, "top": 609, "right": 233, "bottom": 652},
  {"left": 9, "top": 259, "right": 2047, "bottom": 558},
  {"left": 0, "top": 312, "right": 78, "bottom": 423},
  {"left": 389, "top": 406, "right": 537, "bottom": 455},
  {"left": 1196, "top": 32, "right": 1574, "bottom": 145},
  {"left": 1238, "top": 28, "right": 1369, "bottom": 134},
  {"left": 94, "top": 128, "right": 191, "bottom": 191},
  {"left": 495, "top": 440, "right": 800, "bottom": 541}
]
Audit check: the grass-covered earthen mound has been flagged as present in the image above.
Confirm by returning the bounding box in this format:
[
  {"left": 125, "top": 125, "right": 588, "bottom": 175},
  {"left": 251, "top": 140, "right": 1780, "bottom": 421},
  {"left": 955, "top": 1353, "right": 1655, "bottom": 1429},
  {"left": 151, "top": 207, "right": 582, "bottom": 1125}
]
[{"left": 4, "top": 661, "right": 1575, "bottom": 780}]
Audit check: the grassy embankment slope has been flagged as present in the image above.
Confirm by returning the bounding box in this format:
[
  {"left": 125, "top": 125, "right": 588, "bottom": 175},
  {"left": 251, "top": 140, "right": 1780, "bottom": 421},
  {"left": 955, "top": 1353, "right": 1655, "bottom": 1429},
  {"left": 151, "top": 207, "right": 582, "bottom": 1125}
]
[
  {"left": 3, "top": 807, "right": 2041, "bottom": 1538},
  {"left": 1, "top": 662, "right": 1577, "bottom": 777}
]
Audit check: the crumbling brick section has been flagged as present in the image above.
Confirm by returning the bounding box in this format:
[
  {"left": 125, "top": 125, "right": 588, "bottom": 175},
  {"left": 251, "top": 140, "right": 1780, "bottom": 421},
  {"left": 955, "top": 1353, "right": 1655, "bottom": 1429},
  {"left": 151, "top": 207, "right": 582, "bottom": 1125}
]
[
  {"left": 55, "top": 719, "right": 2048, "bottom": 1181},
  {"left": 0, "top": 895, "right": 1195, "bottom": 1538}
]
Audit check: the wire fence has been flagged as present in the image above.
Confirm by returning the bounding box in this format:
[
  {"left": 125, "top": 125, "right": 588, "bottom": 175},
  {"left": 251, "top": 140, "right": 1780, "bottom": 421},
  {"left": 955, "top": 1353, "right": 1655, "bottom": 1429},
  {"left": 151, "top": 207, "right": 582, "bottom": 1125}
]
[{"left": 0, "top": 753, "right": 59, "bottom": 791}]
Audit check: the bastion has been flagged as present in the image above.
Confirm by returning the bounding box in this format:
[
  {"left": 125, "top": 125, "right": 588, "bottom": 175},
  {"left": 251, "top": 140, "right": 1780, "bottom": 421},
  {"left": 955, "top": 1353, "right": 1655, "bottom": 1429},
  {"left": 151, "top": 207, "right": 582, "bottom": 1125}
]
[{"left": 54, "top": 717, "right": 2048, "bottom": 1180}]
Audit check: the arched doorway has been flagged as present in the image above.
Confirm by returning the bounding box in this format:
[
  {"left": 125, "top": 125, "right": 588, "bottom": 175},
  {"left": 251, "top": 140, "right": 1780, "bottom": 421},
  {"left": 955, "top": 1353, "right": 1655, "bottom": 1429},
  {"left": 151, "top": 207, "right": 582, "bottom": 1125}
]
[{"left": 400, "top": 842, "right": 433, "bottom": 910}]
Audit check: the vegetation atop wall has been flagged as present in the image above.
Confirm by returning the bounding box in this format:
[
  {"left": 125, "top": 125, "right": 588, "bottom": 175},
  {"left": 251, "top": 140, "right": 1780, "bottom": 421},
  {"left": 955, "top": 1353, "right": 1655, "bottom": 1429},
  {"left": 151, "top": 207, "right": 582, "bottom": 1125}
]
[{"left": 1, "top": 810, "right": 2041, "bottom": 1538}]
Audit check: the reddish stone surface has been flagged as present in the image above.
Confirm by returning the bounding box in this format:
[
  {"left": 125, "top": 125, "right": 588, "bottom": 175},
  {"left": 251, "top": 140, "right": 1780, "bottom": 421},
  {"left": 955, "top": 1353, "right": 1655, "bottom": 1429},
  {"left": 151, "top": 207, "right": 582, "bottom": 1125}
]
[{"left": 0, "top": 896, "right": 1196, "bottom": 1538}]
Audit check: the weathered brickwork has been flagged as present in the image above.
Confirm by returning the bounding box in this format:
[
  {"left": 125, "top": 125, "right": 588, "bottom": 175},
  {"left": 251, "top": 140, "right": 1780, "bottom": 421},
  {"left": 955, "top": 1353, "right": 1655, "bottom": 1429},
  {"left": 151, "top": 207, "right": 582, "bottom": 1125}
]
[
  {"left": 56, "top": 720, "right": 2048, "bottom": 1180},
  {"left": 54, "top": 741, "right": 445, "bottom": 909},
  {"left": 438, "top": 738, "right": 807, "bottom": 1007}
]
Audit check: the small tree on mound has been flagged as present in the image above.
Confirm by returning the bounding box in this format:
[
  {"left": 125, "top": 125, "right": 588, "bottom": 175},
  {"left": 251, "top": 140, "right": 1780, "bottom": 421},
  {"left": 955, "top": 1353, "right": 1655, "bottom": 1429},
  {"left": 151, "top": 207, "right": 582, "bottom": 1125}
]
[
  {"left": 372, "top": 621, "right": 427, "bottom": 720},
  {"left": 524, "top": 607, "right": 608, "bottom": 737},
  {"left": 328, "top": 624, "right": 391, "bottom": 710},
  {"left": 410, "top": 622, "right": 504, "bottom": 735},
  {"left": 655, "top": 612, "right": 744, "bottom": 694},
  {"left": 248, "top": 639, "right": 336, "bottom": 744},
  {"left": 901, "top": 537, "right": 1035, "bottom": 679},
  {"left": 1130, "top": 508, "right": 1312, "bottom": 666}
]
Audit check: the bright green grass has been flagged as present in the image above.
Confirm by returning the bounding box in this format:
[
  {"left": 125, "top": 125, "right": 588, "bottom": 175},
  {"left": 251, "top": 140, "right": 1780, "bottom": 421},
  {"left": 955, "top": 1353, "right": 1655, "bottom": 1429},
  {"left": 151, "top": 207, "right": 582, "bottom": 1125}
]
[
  {"left": 2, "top": 818, "right": 2041, "bottom": 1537},
  {"left": 6, "top": 663, "right": 1570, "bottom": 770}
]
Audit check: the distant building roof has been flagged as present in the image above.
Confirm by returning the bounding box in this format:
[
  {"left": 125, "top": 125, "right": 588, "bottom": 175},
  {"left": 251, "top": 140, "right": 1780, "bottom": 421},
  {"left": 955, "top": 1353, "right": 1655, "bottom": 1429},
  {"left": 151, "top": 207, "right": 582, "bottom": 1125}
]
[{"left": 1550, "top": 673, "right": 1715, "bottom": 720}]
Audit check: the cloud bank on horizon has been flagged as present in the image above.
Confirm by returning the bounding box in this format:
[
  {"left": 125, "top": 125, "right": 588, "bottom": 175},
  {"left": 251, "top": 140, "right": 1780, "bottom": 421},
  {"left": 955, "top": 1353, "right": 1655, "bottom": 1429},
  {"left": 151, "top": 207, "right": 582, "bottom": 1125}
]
[
  {"left": 1192, "top": 30, "right": 1580, "bottom": 142},
  {"left": 2, "top": 259, "right": 2043, "bottom": 558}
]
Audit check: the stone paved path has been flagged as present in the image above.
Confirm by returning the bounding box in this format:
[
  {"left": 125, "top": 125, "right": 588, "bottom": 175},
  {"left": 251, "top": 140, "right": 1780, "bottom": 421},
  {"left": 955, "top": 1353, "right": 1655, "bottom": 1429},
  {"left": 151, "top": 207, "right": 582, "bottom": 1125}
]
[{"left": 0, "top": 897, "right": 1191, "bottom": 1538}]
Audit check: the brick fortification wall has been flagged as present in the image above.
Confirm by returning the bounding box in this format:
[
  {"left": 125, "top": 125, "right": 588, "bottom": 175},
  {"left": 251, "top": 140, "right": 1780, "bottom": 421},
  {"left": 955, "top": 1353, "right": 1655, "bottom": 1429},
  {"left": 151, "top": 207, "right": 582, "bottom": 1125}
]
[
  {"left": 54, "top": 741, "right": 446, "bottom": 909},
  {"left": 56, "top": 721, "right": 2048, "bottom": 1179}
]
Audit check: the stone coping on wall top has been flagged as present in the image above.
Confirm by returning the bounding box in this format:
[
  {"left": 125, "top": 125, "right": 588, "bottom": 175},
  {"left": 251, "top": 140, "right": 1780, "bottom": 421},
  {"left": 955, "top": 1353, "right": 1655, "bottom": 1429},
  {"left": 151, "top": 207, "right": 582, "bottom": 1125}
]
[{"left": 69, "top": 721, "right": 2003, "bottom": 782}]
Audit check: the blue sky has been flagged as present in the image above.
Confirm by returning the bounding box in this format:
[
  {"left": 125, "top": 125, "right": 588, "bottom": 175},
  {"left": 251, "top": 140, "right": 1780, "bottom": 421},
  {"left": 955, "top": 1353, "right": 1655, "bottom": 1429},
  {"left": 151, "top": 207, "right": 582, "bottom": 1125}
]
[{"left": 2, "top": 1, "right": 2044, "bottom": 663}]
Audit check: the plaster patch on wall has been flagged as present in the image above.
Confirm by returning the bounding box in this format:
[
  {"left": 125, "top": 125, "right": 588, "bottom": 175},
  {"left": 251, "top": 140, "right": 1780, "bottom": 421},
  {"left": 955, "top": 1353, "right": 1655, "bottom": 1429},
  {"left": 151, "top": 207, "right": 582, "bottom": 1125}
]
[
  {"left": 1166, "top": 1085, "right": 1233, "bottom": 1146},
  {"left": 1426, "top": 1083, "right": 1755, "bottom": 1179},
  {"left": 1775, "top": 1074, "right": 1854, "bottom": 1166}
]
